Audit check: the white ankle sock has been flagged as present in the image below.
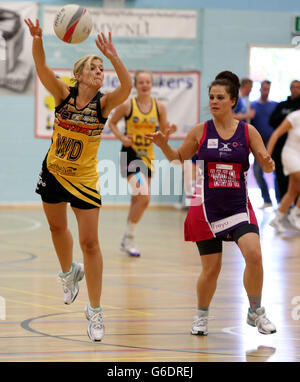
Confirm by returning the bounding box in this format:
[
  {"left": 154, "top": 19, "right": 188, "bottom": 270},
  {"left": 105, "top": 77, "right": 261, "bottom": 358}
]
[
  {"left": 88, "top": 304, "right": 102, "bottom": 312},
  {"left": 60, "top": 263, "right": 74, "bottom": 276},
  {"left": 276, "top": 211, "right": 285, "bottom": 219},
  {"left": 126, "top": 221, "right": 137, "bottom": 237},
  {"left": 197, "top": 307, "right": 209, "bottom": 317},
  {"left": 291, "top": 206, "right": 300, "bottom": 216}
]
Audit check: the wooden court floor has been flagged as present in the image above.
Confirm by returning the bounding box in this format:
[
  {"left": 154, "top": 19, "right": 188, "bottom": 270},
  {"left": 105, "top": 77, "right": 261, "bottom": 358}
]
[{"left": 0, "top": 194, "right": 300, "bottom": 362}]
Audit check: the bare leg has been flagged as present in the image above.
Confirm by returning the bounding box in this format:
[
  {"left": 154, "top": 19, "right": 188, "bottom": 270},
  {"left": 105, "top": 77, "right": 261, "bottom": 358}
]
[
  {"left": 237, "top": 232, "right": 263, "bottom": 299},
  {"left": 278, "top": 174, "right": 299, "bottom": 213},
  {"left": 196, "top": 252, "right": 222, "bottom": 308},
  {"left": 127, "top": 174, "right": 151, "bottom": 224},
  {"left": 72, "top": 207, "right": 102, "bottom": 309},
  {"left": 42, "top": 202, "right": 73, "bottom": 273}
]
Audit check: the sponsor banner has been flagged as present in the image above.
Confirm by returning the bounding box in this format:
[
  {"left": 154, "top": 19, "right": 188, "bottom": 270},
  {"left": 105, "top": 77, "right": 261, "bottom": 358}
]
[
  {"left": 43, "top": 6, "right": 197, "bottom": 39},
  {"left": 35, "top": 70, "right": 200, "bottom": 139}
]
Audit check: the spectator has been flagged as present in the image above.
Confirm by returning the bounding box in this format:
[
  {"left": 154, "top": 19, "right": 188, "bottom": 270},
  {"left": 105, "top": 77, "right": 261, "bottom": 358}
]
[
  {"left": 251, "top": 80, "right": 279, "bottom": 207},
  {"left": 233, "top": 78, "right": 255, "bottom": 122}
]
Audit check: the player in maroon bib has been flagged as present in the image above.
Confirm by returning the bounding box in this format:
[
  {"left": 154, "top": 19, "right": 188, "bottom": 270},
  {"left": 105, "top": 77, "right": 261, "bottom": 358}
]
[
  {"left": 185, "top": 119, "right": 257, "bottom": 242},
  {"left": 147, "top": 71, "right": 276, "bottom": 336}
]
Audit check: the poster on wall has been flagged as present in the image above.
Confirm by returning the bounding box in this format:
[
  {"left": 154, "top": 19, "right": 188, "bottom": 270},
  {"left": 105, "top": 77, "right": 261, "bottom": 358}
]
[
  {"left": 0, "top": 2, "right": 38, "bottom": 95},
  {"left": 35, "top": 70, "right": 200, "bottom": 139},
  {"left": 41, "top": 6, "right": 200, "bottom": 72},
  {"left": 43, "top": 7, "right": 197, "bottom": 39}
]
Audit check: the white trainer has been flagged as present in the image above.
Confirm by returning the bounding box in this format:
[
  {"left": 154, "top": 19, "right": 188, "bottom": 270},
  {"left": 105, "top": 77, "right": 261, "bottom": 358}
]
[
  {"left": 84, "top": 305, "right": 105, "bottom": 342},
  {"left": 269, "top": 216, "right": 286, "bottom": 233},
  {"left": 120, "top": 234, "right": 141, "bottom": 257},
  {"left": 191, "top": 314, "right": 208, "bottom": 336},
  {"left": 58, "top": 263, "right": 84, "bottom": 305},
  {"left": 247, "top": 307, "right": 276, "bottom": 335},
  {"left": 288, "top": 213, "right": 300, "bottom": 230}
]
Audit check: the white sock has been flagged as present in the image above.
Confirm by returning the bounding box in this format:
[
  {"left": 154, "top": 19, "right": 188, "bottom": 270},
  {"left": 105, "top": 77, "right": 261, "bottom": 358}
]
[
  {"left": 126, "top": 221, "right": 137, "bottom": 237},
  {"left": 60, "top": 263, "right": 74, "bottom": 276},
  {"left": 197, "top": 307, "right": 209, "bottom": 317},
  {"left": 276, "top": 210, "right": 285, "bottom": 219},
  {"left": 88, "top": 304, "right": 102, "bottom": 312},
  {"left": 291, "top": 206, "right": 300, "bottom": 217}
]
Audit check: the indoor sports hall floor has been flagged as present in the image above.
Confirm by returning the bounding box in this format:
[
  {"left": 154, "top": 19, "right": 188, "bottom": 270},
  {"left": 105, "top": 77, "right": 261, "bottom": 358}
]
[{"left": 0, "top": 185, "right": 300, "bottom": 363}]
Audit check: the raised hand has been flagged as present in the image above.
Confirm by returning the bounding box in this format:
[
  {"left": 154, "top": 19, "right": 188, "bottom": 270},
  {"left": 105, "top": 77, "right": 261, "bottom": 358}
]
[
  {"left": 24, "top": 18, "right": 42, "bottom": 39},
  {"left": 146, "top": 129, "right": 171, "bottom": 148},
  {"left": 96, "top": 32, "right": 117, "bottom": 60}
]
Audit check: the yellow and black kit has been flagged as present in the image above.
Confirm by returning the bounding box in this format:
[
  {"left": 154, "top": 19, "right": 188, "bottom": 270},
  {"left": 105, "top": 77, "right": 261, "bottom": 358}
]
[
  {"left": 36, "top": 87, "right": 107, "bottom": 209},
  {"left": 120, "top": 97, "right": 159, "bottom": 178}
]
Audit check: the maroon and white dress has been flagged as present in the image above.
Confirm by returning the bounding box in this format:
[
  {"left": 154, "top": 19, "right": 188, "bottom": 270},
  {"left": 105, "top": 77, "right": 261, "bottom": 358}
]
[{"left": 184, "top": 119, "right": 257, "bottom": 242}]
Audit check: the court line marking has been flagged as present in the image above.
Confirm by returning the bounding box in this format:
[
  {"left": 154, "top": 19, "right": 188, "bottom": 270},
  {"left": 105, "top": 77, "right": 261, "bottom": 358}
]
[
  {"left": 0, "top": 215, "right": 41, "bottom": 235},
  {"left": 0, "top": 286, "right": 68, "bottom": 302},
  {"left": 0, "top": 286, "right": 154, "bottom": 317},
  {"left": 0, "top": 252, "right": 37, "bottom": 265},
  {"left": 222, "top": 325, "right": 300, "bottom": 341},
  {"left": 19, "top": 312, "right": 246, "bottom": 359},
  {"left": 4, "top": 297, "right": 73, "bottom": 313}
]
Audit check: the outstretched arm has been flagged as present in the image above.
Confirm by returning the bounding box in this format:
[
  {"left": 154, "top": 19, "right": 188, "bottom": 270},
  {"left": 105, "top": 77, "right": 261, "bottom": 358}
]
[
  {"left": 248, "top": 124, "right": 275, "bottom": 173},
  {"left": 156, "top": 101, "right": 177, "bottom": 135},
  {"left": 146, "top": 124, "right": 202, "bottom": 164},
  {"left": 24, "top": 18, "right": 69, "bottom": 104},
  {"left": 108, "top": 100, "right": 133, "bottom": 146},
  {"left": 267, "top": 118, "right": 292, "bottom": 156},
  {"left": 96, "top": 32, "right": 132, "bottom": 116}
]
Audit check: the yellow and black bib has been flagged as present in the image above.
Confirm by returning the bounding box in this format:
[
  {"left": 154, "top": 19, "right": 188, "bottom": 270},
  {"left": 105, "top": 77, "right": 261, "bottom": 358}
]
[
  {"left": 125, "top": 97, "right": 159, "bottom": 170},
  {"left": 46, "top": 87, "right": 107, "bottom": 207}
]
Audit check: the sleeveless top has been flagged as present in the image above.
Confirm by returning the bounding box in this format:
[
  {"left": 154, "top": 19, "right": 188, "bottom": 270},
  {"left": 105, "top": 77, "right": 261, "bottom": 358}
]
[
  {"left": 46, "top": 87, "right": 107, "bottom": 207},
  {"left": 124, "top": 97, "right": 159, "bottom": 171},
  {"left": 184, "top": 119, "right": 257, "bottom": 242}
]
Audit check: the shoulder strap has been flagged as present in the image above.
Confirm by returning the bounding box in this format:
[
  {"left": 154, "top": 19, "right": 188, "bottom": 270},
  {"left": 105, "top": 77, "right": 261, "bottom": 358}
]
[
  {"left": 95, "top": 91, "right": 107, "bottom": 124},
  {"left": 243, "top": 121, "right": 250, "bottom": 149},
  {"left": 55, "top": 86, "right": 74, "bottom": 112},
  {"left": 125, "top": 98, "right": 134, "bottom": 121}
]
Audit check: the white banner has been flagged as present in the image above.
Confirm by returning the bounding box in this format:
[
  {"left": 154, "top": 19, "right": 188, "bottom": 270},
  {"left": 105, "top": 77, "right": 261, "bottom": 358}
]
[
  {"left": 35, "top": 70, "right": 200, "bottom": 139},
  {"left": 43, "top": 6, "right": 197, "bottom": 39}
]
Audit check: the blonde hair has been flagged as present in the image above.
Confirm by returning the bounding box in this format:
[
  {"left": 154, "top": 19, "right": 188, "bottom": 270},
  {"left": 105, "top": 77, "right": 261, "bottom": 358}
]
[
  {"left": 72, "top": 54, "right": 103, "bottom": 87},
  {"left": 134, "top": 70, "right": 153, "bottom": 87}
]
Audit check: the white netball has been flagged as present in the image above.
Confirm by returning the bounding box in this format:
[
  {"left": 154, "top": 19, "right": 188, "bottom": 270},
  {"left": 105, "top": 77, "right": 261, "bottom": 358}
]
[{"left": 53, "top": 4, "right": 93, "bottom": 44}]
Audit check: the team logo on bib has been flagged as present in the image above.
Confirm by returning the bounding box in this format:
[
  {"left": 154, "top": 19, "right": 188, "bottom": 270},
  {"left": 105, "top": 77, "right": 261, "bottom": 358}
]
[
  {"left": 207, "top": 139, "right": 218, "bottom": 149},
  {"left": 60, "top": 109, "right": 72, "bottom": 120},
  {"left": 219, "top": 142, "right": 232, "bottom": 152}
]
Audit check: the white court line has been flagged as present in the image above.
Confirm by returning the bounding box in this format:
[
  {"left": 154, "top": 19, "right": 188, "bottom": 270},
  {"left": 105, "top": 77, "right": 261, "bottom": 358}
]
[
  {"left": 0, "top": 296, "right": 5, "bottom": 320},
  {"left": 222, "top": 325, "right": 300, "bottom": 341},
  {"left": 0, "top": 215, "right": 41, "bottom": 235}
]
